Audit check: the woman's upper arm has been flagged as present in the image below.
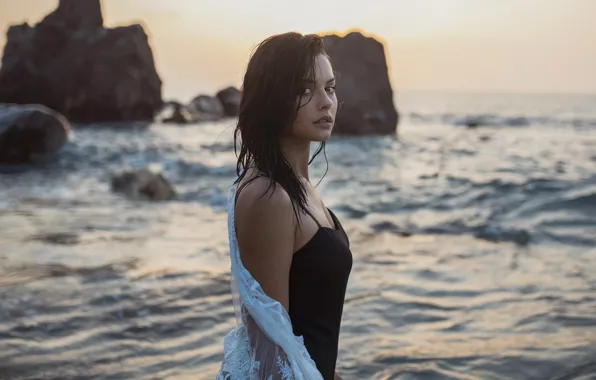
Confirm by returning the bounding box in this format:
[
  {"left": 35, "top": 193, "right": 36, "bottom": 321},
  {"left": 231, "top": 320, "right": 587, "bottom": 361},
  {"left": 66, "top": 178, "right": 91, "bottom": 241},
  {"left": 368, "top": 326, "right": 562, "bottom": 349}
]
[{"left": 235, "top": 182, "right": 295, "bottom": 312}]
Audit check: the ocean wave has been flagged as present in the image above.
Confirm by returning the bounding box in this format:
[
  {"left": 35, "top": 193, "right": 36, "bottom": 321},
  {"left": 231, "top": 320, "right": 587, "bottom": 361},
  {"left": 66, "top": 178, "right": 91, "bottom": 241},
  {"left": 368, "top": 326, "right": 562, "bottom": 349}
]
[
  {"left": 347, "top": 175, "right": 596, "bottom": 247},
  {"left": 509, "top": 184, "right": 596, "bottom": 219},
  {"left": 0, "top": 259, "right": 140, "bottom": 286},
  {"left": 408, "top": 112, "right": 596, "bottom": 128},
  {"left": 174, "top": 161, "right": 236, "bottom": 178}
]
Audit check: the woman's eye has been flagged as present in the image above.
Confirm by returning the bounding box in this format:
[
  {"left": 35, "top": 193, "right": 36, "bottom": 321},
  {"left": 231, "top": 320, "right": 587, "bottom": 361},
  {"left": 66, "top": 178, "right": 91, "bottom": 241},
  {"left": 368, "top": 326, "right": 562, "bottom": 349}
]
[
  {"left": 302, "top": 88, "right": 312, "bottom": 96},
  {"left": 326, "top": 86, "right": 336, "bottom": 94}
]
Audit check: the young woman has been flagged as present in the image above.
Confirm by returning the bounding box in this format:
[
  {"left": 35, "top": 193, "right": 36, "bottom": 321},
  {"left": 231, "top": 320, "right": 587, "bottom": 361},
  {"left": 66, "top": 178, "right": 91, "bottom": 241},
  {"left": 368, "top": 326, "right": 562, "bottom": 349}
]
[{"left": 218, "top": 32, "right": 353, "bottom": 380}]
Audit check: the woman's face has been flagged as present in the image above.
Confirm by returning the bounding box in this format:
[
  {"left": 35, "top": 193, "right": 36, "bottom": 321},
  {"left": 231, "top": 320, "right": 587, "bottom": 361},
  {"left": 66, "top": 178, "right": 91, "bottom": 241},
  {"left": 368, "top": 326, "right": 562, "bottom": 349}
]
[{"left": 290, "top": 54, "right": 338, "bottom": 142}]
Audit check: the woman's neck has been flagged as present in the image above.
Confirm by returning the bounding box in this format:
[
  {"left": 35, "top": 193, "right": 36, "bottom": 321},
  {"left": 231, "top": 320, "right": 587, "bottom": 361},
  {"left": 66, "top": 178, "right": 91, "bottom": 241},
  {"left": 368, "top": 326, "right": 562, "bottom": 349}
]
[{"left": 281, "top": 137, "right": 311, "bottom": 181}]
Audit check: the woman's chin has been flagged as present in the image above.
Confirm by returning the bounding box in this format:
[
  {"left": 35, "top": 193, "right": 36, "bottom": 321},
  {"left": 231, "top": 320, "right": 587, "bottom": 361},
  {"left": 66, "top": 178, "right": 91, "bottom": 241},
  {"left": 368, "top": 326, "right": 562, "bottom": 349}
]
[{"left": 311, "top": 128, "right": 333, "bottom": 142}]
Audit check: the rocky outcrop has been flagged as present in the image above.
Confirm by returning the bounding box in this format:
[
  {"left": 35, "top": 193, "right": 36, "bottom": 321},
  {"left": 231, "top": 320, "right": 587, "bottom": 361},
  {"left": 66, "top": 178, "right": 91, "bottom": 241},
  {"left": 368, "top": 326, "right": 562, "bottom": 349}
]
[
  {"left": 0, "top": 104, "right": 70, "bottom": 163},
  {"left": 188, "top": 95, "right": 225, "bottom": 121},
  {"left": 216, "top": 86, "right": 241, "bottom": 117},
  {"left": 0, "top": 0, "right": 162, "bottom": 123},
  {"left": 158, "top": 87, "right": 242, "bottom": 124},
  {"left": 322, "top": 31, "right": 399, "bottom": 135},
  {"left": 111, "top": 169, "right": 176, "bottom": 201},
  {"left": 38, "top": 0, "right": 103, "bottom": 30},
  {"left": 160, "top": 101, "right": 193, "bottom": 124}
]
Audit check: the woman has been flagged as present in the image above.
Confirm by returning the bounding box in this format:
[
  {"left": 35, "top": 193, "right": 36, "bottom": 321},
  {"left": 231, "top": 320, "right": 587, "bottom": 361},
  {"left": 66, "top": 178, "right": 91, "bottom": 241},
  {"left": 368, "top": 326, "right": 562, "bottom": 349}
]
[{"left": 217, "top": 32, "right": 353, "bottom": 380}]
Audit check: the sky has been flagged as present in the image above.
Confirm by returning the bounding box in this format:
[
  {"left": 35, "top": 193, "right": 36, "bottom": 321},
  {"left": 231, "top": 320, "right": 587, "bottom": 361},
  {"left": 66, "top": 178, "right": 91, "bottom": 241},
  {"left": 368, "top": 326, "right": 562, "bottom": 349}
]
[{"left": 0, "top": 0, "right": 595, "bottom": 101}]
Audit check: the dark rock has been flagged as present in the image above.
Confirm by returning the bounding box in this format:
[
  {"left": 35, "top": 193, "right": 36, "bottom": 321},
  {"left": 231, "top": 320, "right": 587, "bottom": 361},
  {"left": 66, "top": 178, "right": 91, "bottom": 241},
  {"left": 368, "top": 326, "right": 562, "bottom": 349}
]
[
  {"left": 216, "top": 86, "right": 241, "bottom": 117},
  {"left": 38, "top": 0, "right": 103, "bottom": 31},
  {"left": 160, "top": 101, "right": 193, "bottom": 124},
  {"left": 111, "top": 169, "right": 176, "bottom": 201},
  {"left": 322, "top": 31, "right": 399, "bottom": 135},
  {"left": 0, "top": 104, "right": 69, "bottom": 163},
  {"left": 0, "top": 0, "right": 162, "bottom": 123},
  {"left": 188, "top": 95, "right": 225, "bottom": 121}
]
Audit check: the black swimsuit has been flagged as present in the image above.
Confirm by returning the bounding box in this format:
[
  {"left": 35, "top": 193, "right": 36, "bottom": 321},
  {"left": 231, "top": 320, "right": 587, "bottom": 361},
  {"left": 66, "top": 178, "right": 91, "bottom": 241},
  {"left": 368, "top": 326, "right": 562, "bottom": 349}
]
[{"left": 289, "top": 208, "right": 353, "bottom": 379}]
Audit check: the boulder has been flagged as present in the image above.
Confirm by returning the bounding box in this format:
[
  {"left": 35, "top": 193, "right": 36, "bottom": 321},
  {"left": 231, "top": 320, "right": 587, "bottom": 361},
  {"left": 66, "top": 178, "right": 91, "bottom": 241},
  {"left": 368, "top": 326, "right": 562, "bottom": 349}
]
[
  {"left": 216, "top": 86, "right": 241, "bottom": 116},
  {"left": 322, "top": 31, "right": 399, "bottom": 135},
  {"left": 160, "top": 101, "right": 193, "bottom": 124},
  {"left": 0, "top": 104, "right": 69, "bottom": 163},
  {"left": 0, "top": 0, "right": 162, "bottom": 123},
  {"left": 111, "top": 169, "right": 176, "bottom": 201},
  {"left": 188, "top": 95, "right": 225, "bottom": 121}
]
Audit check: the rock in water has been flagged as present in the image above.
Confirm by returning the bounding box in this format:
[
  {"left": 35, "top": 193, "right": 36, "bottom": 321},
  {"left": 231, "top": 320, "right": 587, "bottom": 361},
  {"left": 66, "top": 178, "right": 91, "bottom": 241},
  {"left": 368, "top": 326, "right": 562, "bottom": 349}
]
[
  {"left": 111, "top": 169, "right": 176, "bottom": 201},
  {"left": 0, "top": 104, "right": 70, "bottom": 163},
  {"left": 188, "top": 95, "right": 225, "bottom": 121},
  {"left": 322, "top": 31, "right": 399, "bottom": 135},
  {"left": 216, "top": 87, "right": 241, "bottom": 117},
  {"left": 0, "top": 0, "right": 162, "bottom": 123},
  {"left": 160, "top": 101, "right": 193, "bottom": 124}
]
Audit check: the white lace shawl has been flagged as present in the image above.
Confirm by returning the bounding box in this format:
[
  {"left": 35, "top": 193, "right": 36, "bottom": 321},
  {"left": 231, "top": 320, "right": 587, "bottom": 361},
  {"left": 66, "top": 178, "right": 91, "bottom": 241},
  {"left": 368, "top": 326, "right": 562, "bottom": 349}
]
[{"left": 216, "top": 183, "right": 324, "bottom": 380}]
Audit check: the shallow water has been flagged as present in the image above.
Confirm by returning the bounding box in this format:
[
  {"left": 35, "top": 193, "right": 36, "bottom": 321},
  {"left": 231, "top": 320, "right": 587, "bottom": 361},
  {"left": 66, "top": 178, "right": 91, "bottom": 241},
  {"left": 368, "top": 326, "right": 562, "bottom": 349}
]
[{"left": 1, "top": 93, "right": 595, "bottom": 379}]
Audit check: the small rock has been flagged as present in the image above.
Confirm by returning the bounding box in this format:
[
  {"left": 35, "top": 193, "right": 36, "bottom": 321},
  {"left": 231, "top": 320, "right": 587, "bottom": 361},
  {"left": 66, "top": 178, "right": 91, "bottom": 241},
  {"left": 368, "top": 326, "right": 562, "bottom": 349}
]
[
  {"left": 111, "top": 168, "right": 176, "bottom": 201},
  {"left": 161, "top": 101, "right": 193, "bottom": 124},
  {"left": 0, "top": 103, "right": 70, "bottom": 163},
  {"left": 216, "top": 86, "right": 241, "bottom": 117},
  {"left": 188, "top": 95, "right": 224, "bottom": 121}
]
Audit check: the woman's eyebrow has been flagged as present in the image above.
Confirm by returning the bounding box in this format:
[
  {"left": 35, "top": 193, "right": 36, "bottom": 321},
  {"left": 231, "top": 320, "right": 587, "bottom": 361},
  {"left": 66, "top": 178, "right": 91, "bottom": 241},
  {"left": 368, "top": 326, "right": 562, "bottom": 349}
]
[{"left": 303, "top": 77, "right": 336, "bottom": 84}]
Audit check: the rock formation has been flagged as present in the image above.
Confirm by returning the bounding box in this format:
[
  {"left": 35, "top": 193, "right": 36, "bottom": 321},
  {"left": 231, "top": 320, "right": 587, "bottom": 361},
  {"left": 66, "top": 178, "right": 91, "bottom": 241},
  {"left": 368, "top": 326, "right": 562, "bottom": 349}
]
[
  {"left": 216, "top": 86, "right": 241, "bottom": 117},
  {"left": 322, "top": 31, "right": 399, "bottom": 135},
  {"left": 0, "top": 0, "right": 163, "bottom": 123},
  {"left": 188, "top": 95, "right": 225, "bottom": 121}
]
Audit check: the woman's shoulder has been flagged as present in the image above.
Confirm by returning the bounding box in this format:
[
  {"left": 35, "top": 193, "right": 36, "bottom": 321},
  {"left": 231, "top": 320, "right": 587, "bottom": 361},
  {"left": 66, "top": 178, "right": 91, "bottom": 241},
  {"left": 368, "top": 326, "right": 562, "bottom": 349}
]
[
  {"left": 235, "top": 172, "right": 294, "bottom": 222},
  {"left": 234, "top": 173, "right": 296, "bottom": 257}
]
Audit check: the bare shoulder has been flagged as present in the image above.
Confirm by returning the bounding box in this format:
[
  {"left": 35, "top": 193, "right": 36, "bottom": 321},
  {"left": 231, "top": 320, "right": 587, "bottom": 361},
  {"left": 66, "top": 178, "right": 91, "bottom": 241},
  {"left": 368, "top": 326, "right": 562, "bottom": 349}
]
[
  {"left": 236, "top": 176, "right": 293, "bottom": 219},
  {"left": 234, "top": 175, "right": 295, "bottom": 311}
]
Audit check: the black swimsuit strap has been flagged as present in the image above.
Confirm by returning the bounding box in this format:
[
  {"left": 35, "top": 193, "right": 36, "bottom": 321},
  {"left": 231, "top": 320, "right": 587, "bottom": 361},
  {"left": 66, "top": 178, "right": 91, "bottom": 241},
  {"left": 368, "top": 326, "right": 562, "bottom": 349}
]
[{"left": 302, "top": 207, "right": 322, "bottom": 228}]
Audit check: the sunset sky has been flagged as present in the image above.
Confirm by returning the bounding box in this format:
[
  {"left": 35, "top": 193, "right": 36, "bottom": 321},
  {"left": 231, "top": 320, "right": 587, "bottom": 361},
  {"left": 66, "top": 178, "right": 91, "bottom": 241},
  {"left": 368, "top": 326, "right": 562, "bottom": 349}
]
[{"left": 0, "top": 0, "right": 595, "bottom": 100}]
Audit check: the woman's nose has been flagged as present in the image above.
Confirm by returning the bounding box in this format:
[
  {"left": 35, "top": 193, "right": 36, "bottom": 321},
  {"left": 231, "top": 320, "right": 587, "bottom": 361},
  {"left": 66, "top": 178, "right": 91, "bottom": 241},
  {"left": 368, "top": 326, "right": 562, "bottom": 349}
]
[{"left": 319, "top": 92, "right": 333, "bottom": 110}]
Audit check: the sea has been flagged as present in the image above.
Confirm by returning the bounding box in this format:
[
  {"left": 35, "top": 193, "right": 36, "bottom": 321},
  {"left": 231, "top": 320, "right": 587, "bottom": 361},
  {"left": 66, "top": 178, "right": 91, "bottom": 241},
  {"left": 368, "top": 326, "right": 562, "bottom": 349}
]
[{"left": 1, "top": 92, "right": 595, "bottom": 380}]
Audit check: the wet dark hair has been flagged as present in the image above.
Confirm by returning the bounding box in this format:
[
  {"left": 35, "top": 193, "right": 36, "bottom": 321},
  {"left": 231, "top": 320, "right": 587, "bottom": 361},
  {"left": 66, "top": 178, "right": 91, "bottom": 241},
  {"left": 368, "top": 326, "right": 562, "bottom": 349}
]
[{"left": 234, "top": 32, "right": 330, "bottom": 225}]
